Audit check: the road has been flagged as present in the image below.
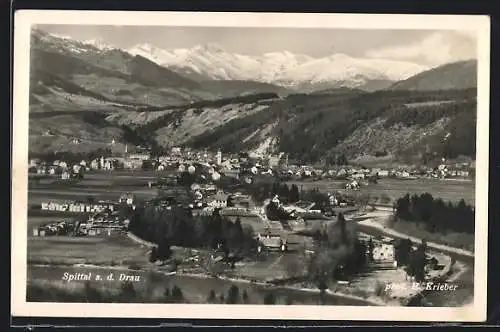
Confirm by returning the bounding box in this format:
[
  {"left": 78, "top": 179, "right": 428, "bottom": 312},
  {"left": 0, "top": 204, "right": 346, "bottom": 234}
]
[
  {"left": 353, "top": 210, "right": 473, "bottom": 264},
  {"left": 351, "top": 208, "right": 475, "bottom": 307}
]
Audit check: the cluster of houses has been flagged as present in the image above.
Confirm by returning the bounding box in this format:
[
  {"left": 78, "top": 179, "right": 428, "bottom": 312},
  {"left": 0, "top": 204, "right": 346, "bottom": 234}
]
[
  {"left": 32, "top": 219, "right": 76, "bottom": 237},
  {"left": 272, "top": 191, "right": 355, "bottom": 217},
  {"left": 30, "top": 145, "right": 474, "bottom": 187},
  {"left": 29, "top": 159, "right": 85, "bottom": 180},
  {"left": 278, "top": 163, "right": 472, "bottom": 182},
  {"left": 76, "top": 209, "right": 130, "bottom": 236},
  {"left": 35, "top": 193, "right": 137, "bottom": 237}
]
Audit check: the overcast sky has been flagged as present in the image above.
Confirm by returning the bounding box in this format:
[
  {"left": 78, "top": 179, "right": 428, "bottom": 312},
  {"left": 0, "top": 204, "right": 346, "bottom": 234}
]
[{"left": 36, "top": 25, "right": 477, "bottom": 67}]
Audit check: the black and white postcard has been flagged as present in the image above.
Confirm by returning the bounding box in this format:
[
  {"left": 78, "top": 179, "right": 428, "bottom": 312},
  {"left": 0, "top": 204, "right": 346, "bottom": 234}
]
[{"left": 11, "top": 10, "right": 490, "bottom": 322}]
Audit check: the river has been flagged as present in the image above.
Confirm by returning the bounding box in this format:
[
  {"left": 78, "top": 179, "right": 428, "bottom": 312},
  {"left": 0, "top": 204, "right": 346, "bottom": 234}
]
[{"left": 27, "top": 264, "right": 375, "bottom": 306}]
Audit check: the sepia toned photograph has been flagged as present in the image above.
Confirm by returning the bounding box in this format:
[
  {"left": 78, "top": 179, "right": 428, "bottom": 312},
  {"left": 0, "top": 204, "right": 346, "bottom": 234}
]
[{"left": 11, "top": 11, "right": 490, "bottom": 322}]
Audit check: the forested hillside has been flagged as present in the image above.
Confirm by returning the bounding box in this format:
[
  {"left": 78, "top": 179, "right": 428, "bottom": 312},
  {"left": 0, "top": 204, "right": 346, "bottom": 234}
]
[{"left": 173, "top": 88, "right": 477, "bottom": 163}]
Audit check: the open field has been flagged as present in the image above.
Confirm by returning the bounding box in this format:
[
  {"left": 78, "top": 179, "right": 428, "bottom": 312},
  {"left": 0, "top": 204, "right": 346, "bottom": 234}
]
[
  {"left": 28, "top": 188, "right": 156, "bottom": 203},
  {"left": 27, "top": 171, "right": 159, "bottom": 223},
  {"left": 388, "top": 219, "right": 475, "bottom": 252},
  {"left": 288, "top": 178, "right": 475, "bottom": 206},
  {"left": 231, "top": 253, "right": 306, "bottom": 282},
  {"left": 27, "top": 265, "right": 372, "bottom": 305},
  {"left": 24, "top": 170, "right": 473, "bottom": 306},
  {"left": 26, "top": 171, "right": 160, "bottom": 268},
  {"left": 27, "top": 235, "right": 151, "bottom": 266}
]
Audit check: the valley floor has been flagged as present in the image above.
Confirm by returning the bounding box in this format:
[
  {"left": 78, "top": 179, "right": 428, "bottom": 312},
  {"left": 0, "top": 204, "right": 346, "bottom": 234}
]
[{"left": 24, "top": 170, "right": 475, "bottom": 307}]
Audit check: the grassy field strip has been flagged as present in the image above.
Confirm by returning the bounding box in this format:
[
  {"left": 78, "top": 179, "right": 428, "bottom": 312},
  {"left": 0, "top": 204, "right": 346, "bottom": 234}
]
[
  {"left": 27, "top": 235, "right": 151, "bottom": 266},
  {"left": 30, "top": 188, "right": 156, "bottom": 195},
  {"left": 288, "top": 178, "right": 475, "bottom": 206},
  {"left": 84, "top": 174, "right": 158, "bottom": 181}
]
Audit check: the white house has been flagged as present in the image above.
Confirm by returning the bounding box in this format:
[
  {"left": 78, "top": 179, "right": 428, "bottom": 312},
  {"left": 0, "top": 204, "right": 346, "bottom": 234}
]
[
  {"left": 377, "top": 170, "right": 389, "bottom": 177},
  {"left": 396, "top": 171, "right": 410, "bottom": 178},
  {"left": 29, "top": 159, "right": 40, "bottom": 167},
  {"left": 328, "top": 194, "right": 339, "bottom": 206},
  {"left": 216, "top": 150, "right": 222, "bottom": 165},
  {"left": 90, "top": 159, "right": 99, "bottom": 170},
  {"left": 337, "top": 169, "right": 347, "bottom": 177},
  {"left": 372, "top": 243, "right": 395, "bottom": 262}
]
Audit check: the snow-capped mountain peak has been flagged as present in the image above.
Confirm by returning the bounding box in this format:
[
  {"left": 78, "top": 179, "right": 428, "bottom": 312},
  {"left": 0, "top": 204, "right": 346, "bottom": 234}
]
[
  {"left": 80, "top": 38, "right": 115, "bottom": 51},
  {"left": 130, "top": 43, "right": 161, "bottom": 54},
  {"left": 32, "top": 29, "right": 431, "bottom": 90},
  {"left": 32, "top": 28, "right": 117, "bottom": 54},
  {"left": 192, "top": 43, "right": 225, "bottom": 54},
  {"left": 126, "top": 42, "right": 430, "bottom": 87}
]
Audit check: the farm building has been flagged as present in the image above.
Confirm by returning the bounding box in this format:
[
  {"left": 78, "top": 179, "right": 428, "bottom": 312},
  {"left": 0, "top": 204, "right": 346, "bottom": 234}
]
[{"left": 257, "top": 233, "right": 287, "bottom": 253}]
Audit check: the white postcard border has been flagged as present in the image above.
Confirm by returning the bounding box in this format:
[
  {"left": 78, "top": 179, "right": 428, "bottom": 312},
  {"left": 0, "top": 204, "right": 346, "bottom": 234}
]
[{"left": 11, "top": 10, "right": 491, "bottom": 322}]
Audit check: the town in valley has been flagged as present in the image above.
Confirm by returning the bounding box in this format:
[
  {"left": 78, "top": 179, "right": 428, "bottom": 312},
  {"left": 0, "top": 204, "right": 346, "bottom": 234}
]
[{"left": 26, "top": 25, "right": 477, "bottom": 307}]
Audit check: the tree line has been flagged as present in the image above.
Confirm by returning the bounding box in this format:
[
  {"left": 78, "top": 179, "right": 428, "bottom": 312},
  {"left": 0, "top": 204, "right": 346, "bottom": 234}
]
[
  {"left": 128, "top": 205, "right": 258, "bottom": 258},
  {"left": 393, "top": 193, "right": 474, "bottom": 234},
  {"left": 393, "top": 238, "right": 430, "bottom": 283}
]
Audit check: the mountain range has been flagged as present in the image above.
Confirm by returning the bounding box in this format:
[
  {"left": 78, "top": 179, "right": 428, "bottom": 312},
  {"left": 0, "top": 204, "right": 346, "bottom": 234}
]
[
  {"left": 127, "top": 42, "right": 429, "bottom": 92},
  {"left": 28, "top": 28, "right": 478, "bottom": 164}
]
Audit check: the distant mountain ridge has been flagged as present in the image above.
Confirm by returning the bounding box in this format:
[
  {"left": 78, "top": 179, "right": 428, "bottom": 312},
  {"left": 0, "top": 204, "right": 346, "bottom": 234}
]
[
  {"left": 390, "top": 60, "right": 477, "bottom": 91},
  {"left": 127, "top": 42, "right": 430, "bottom": 91},
  {"left": 30, "top": 29, "right": 293, "bottom": 107},
  {"left": 28, "top": 28, "right": 478, "bottom": 164}
]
